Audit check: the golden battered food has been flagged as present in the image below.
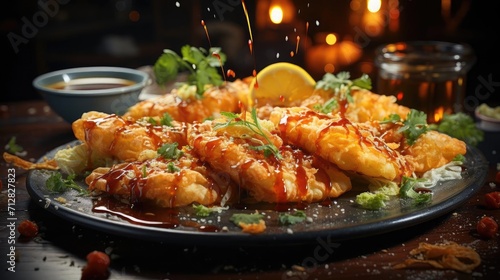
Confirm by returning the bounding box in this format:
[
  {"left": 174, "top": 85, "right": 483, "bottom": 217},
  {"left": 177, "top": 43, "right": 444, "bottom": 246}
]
[
  {"left": 269, "top": 107, "right": 412, "bottom": 181},
  {"left": 187, "top": 116, "right": 352, "bottom": 203},
  {"left": 393, "top": 241, "right": 481, "bottom": 273},
  {"left": 3, "top": 152, "right": 58, "bottom": 170},
  {"left": 123, "top": 79, "right": 248, "bottom": 122},
  {"left": 403, "top": 130, "right": 467, "bottom": 174},
  {"left": 86, "top": 153, "right": 232, "bottom": 207},
  {"left": 300, "top": 89, "right": 411, "bottom": 122},
  {"left": 357, "top": 121, "right": 467, "bottom": 174},
  {"left": 72, "top": 111, "right": 188, "bottom": 162}
]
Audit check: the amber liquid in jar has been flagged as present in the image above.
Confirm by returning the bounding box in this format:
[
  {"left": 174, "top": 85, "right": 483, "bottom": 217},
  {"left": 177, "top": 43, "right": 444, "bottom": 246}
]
[{"left": 375, "top": 41, "right": 475, "bottom": 123}]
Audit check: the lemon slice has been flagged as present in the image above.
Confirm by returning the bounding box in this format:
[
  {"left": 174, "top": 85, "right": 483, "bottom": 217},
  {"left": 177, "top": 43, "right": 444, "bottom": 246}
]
[{"left": 248, "top": 62, "right": 316, "bottom": 107}]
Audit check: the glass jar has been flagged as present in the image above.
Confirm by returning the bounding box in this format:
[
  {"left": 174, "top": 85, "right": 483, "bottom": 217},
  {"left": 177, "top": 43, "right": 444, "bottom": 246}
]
[{"left": 374, "top": 41, "right": 475, "bottom": 123}]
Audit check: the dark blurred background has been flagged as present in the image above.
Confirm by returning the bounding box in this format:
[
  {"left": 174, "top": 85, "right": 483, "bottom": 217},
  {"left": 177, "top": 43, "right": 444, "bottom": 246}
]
[{"left": 2, "top": 0, "right": 499, "bottom": 114}]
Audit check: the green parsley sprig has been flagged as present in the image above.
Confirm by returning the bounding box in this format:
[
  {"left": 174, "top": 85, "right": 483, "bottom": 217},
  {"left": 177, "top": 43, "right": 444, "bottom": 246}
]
[
  {"left": 153, "top": 45, "right": 226, "bottom": 97},
  {"left": 381, "top": 109, "right": 430, "bottom": 145},
  {"left": 278, "top": 210, "right": 307, "bottom": 225},
  {"left": 429, "top": 113, "right": 483, "bottom": 146},
  {"left": 157, "top": 142, "right": 183, "bottom": 160},
  {"left": 148, "top": 112, "right": 174, "bottom": 127},
  {"left": 46, "top": 172, "right": 88, "bottom": 195},
  {"left": 193, "top": 204, "right": 228, "bottom": 217},
  {"left": 215, "top": 109, "right": 282, "bottom": 160},
  {"left": 230, "top": 213, "right": 264, "bottom": 226},
  {"left": 314, "top": 72, "right": 372, "bottom": 114},
  {"left": 5, "top": 136, "right": 25, "bottom": 155}
]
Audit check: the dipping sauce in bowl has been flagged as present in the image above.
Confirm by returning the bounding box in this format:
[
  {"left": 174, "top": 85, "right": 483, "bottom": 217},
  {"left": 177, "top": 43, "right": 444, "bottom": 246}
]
[
  {"left": 46, "top": 77, "right": 136, "bottom": 90},
  {"left": 33, "top": 67, "right": 149, "bottom": 123}
]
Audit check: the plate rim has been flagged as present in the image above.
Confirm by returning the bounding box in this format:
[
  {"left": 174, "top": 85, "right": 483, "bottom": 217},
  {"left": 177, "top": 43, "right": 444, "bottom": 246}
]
[{"left": 26, "top": 140, "right": 489, "bottom": 245}]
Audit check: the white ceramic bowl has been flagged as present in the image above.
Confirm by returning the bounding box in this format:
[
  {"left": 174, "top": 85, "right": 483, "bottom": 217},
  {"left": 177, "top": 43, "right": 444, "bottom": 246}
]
[{"left": 33, "top": 66, "right": 149, "bottom": 123}]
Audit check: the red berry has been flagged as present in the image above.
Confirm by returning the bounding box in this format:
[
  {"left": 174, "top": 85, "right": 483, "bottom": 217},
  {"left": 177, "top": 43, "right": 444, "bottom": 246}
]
[
  {"left": 18, "top": 220, "right": 38, "bottom": 238},
  {"left": 81, "top": 251, "right": 110, "bottom": 280},
  {"left": 485, "top": 191, "right": 500, "bottom": 209},
  {"left": 476, "top": 216, "right": 498, "bottom": 239}
]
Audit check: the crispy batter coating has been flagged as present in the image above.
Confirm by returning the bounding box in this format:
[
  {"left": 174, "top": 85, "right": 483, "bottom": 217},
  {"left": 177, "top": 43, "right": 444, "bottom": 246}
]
[
  {"left": 72, "top": 111, "right": 187, "bottom": 162},
  {"left": 269, "top": 107, "right": 412, "bottom": 181},
  {"left": 187, "top": 120, "right": 352, "bottom": 203},
  {"left": 123, "top": 80, "right": 248, "bottom": 122},
  {"left": 362, "top": 121, "right": 467, "bottom": 174},
  {"left": 85, "top": 154, "right": 230, "bottom": 207},
  {"left": 403, "top": 130, "right": 467, "bottom": 174},
  {"left": 300, "top": 89, "right": 411, "bottom": 122}
]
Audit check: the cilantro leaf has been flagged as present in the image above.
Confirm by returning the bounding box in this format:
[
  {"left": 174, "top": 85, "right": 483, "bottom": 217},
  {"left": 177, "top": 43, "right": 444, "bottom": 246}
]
[
  {"left": 382, "top": 109, "right": 429, "bottom": 145},
  {"left": 6, "top": 136, "right": 23, "bottom": 154},
  {"left": 153, "top": 49, "right": 185, "bottom": 85},
  {"left": 279, "top": 210, "right": 307, "bottom": 225},
  {"left": 193, "top": 204, "right": 228, "bottom": 217},
  {"left": 166, "top": 162, "right": 180, "bottom": 173},
  {"left": 46, "top": 172, "right": 88, "bottom": 195},
  {"left": 230, "top": 213, "right": 264, "bottom": 225},
  {"left": 429, "top": 113, "right": 484, "bottom": 146},
  {"left": 314, "top": 72, "right": 371, "bottom": 113},
  {"left": 399, "top": 110, "right": 429, "bottom": 145},
  {"left": 153, "top": 45, "right": 226, "bottom": 97},
  {"left": 157, "top": 143, "right": 183, "bottom": 160},
  {"left": 160, "top": 112, "right": 174, "bottom": 127},
  {"left": 314, "top": 97, "right": 338, "bottom": 114},
  {"left": 215, "top": 109, "right": 282, "bottom": 160}
]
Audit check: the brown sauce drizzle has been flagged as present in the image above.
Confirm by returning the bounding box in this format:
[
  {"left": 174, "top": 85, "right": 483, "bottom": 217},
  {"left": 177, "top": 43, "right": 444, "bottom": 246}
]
[{"left": 278, "top": 108, "right": 410, "bottom": 179}]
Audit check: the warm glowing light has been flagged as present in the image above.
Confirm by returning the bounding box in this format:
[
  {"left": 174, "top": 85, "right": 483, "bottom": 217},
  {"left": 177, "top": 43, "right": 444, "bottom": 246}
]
[
  {"left": 129, "top": 10, "right": 140, "bottom": 22},
  {"left": 434, "top": 106, "right": 445, "bottom": 122},
  {"left": 305, "top": 40, "right": 362, "bottom": 76},
  {"left": 359, "top": 62, "right": 373, "bottom": 74},
  {"left": 396, "top": 91, "right": 404, "bottom": 101},
  {"left": 367, "top": 0, "right": 382, "bottom": 13},
  {"left": 269, "top": 6, "right": 284, "bottom": 24},
  {"left": 350, "top": 0, "right": 361, "bottom": 11},
  {"left": 325, "top": 33, "right": 337, "bottom": 45},
  {"left": 324, "top": 64, "right": 335, "bottom": 73}
]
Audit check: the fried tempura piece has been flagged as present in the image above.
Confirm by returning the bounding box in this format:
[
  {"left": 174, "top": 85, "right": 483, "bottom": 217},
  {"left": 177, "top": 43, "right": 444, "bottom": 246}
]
[
  {"left": 363, "top": 121, "right": 467, "bottom": 174},
  {"left": 3, "top": 152, "right": 58, "bottom": 170},
  {"left": 187, "top": 119, "right": 351, "bottom": 203},
  {"left": 393, "top": 241, "right": 481, "bottom": 273},
  {"left": 86, "top": 153, "right": 231, "bottom": 207},
  {"left": 403, "top": 130, "right": 467, "bottom": 174},
  {"left": 72, "top": 111, "right": 187, "bottom": 162},
  {"left": 300, "top": 89, "right": 411, "bottom": 122},
  {"left": 269, "top": 107, "right": 412, "bottom": 181},
  {"left": 123, "top": 80, "right": 248, "bottom": 122}
]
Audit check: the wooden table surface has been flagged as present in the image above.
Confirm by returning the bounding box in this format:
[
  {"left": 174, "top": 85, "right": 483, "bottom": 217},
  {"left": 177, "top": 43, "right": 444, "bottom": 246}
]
[{"left": 1, "top": 100, "right": 499, "bottom": 280}]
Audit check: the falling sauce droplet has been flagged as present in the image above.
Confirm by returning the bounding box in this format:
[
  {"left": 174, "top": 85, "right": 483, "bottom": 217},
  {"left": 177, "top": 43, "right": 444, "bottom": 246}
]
[
  {"left": 290, "top": 51, "right": 295, "bottom": 57},
  {"left": 295, "top": 35, "right": 300, "bottom": 55},
  {"left": 227, "top": 69, "right": 236, "bottom": 78},
  {"left": 201, "top": 20, "right": 211, "bottom": 47},
  {"left": 212, "top": 52, "right": 226, "bottom": 82},
  {"left": 253, "top": 69, "right": 259, "bottom": 89},
  {"left": 279, "top": 95, "right": 285, "bottom": 103}
]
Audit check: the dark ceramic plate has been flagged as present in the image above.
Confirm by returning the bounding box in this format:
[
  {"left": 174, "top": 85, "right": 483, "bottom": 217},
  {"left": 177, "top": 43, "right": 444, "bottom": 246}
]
[{"left": 26, "top": 140, "right": 488, "bottom": 246}]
